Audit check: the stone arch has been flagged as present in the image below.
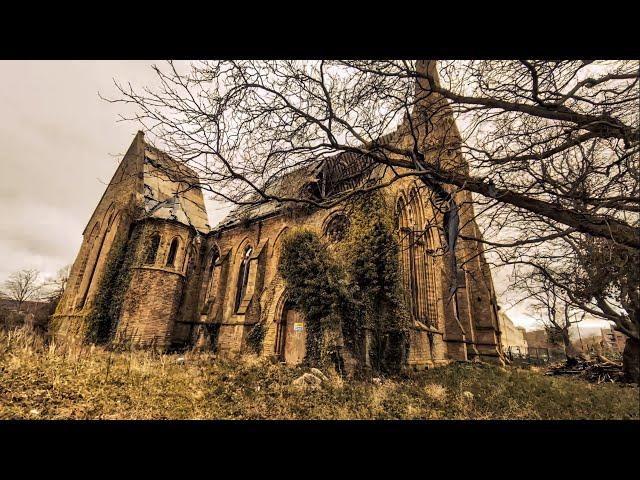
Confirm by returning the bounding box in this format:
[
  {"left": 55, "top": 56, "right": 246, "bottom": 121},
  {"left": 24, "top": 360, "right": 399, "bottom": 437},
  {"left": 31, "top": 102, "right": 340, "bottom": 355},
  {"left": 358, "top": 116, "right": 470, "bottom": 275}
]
[
  {"left": 272, "top": 287, "right": 290, "bottom": 358},
  {"left": 181, "top": 238, "right": 199, "bottom": 273},
  {"left": 234, "top": 243, "right": 254, "bottom": 313},
  {"left": 396, "top": 189, "right": 435, "bottom": 326},
  {"left": 396, "top": 195, "right": 411, "bottom": 303},
  {"left": 234, "top": 235, "right": 251, "bottom": 261},
  {"left": 202, "top": 244, "right": 221, "bottom": 308},
  {"left": 73, "top": 221, "right": 101, "bottom": 297},
  {"left": 271, "top": 288, "right": 306, "bottom": 364},
  {"left": 322, "top": 210, "right": 350, "bottom": 244},
  {"left": 144, "top": 231, "right": 161, "bottom": 265},
  {"left": 270, "top": 226, "right": 289, "bottom": 259},
  {"left": 409, "top": 187, "right": 429, "bottom": 323},
  {"left": 84, "top": 210, "right": 125, "bottom": 305},
  {"left": 408, "top": 187, "right": 424, "bottom": 228},
  {"left": 424, "top": 228, "right": 441, "bottom": 328}
]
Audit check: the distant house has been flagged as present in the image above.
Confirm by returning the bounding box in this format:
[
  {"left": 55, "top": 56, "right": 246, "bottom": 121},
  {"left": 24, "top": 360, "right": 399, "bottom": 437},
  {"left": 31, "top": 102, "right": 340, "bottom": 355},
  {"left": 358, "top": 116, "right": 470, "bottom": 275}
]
[
  {"left": 497, "top": 310, "right": 528, "bottom": 357},
  {"left": 524, "top": 328, "right": 566, "bottom": 361}
]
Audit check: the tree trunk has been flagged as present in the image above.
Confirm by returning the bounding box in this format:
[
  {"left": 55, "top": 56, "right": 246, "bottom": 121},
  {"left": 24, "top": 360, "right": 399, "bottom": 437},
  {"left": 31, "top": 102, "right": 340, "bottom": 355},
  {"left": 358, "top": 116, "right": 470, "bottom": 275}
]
[
  {"left": 622, "top": 336, "right": 639, "bottom": 383},
  {"left": 562, "top": 329, "right": 580, "bottom": 365}
]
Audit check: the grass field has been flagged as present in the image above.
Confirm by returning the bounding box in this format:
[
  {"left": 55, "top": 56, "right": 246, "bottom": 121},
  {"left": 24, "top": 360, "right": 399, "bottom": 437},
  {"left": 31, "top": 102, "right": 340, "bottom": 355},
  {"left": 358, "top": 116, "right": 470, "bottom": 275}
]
[{"left": 1, "top": 327, "right": 638, "bottom": 420}]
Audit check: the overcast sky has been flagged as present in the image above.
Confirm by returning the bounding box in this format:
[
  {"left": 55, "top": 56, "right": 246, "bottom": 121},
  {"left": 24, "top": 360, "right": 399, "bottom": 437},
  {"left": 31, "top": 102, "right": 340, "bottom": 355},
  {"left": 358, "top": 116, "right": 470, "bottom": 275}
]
[{"left": 0, "top": 60, "right": 610, "bottom": 335}]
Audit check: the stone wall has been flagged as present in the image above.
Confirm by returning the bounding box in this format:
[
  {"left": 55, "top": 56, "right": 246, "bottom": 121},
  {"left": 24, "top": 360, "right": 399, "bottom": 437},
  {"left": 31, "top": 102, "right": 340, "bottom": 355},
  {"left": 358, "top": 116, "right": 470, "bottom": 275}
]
[
  {"left": 116, "top": 219, "right": 195, "bottom": 348},
  {"left": 51, "top": 131, "right": 145, "bottom": 341}
]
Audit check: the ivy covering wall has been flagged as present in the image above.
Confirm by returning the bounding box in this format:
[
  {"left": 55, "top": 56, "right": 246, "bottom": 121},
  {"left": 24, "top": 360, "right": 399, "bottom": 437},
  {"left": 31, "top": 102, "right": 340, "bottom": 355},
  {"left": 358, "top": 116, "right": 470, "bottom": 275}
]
[
  {"left": 339, "top": 193, "right": 410, "bottom": 373},
  {"left": 84, "top": 220, "right": 143, "bottom": 345},
  {"left": 278, "top": 192, "right": 410, "bottom": 374}
]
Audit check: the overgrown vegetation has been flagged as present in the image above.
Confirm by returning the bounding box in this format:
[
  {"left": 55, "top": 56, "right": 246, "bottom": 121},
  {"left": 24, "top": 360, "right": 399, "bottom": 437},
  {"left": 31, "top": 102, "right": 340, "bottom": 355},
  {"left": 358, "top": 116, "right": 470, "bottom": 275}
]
[
  {"left": 339, "top": 193, "right": 410, "bottom": 373},
  {"left": 278, "top": 229, "right": 344, "bottom": 366},
  {"left": 278, "top": 193, "right": 411, "bottom": 374},
  {"left": 84, "top": 220, "right": 142, "bottom": 344},
  {"left": 1, "top": 326, "right": 637, "bottom": 420},
  {"left": 246, "top": 321, "right": 266, "bottom": 354}
]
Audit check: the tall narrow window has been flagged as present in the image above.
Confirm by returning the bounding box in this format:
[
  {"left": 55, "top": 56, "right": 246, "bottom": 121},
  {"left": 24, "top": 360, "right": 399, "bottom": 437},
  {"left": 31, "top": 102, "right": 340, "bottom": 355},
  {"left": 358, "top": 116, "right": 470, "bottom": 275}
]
[
  {"left": 74, "top": 222, "right": 101, "bottom": 295},
  {"left": 166, "top": 238, "right": 179, "bottom": 267},
  {"left": 397, "top": 194, "right": 432, "bottom": 323},
  {"left": 203, "top": 248, "right": 220, "bottom": 309},
  {"left": 145, "top": 233, "right": 160, "bottom": 265},
  {"left": 234, "top": 245, "right": 253, "bottom": 313}
]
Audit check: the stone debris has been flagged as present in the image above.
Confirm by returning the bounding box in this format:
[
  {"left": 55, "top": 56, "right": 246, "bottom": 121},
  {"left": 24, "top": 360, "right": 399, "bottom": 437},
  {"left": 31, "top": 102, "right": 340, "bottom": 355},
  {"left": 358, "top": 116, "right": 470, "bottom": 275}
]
[
  {"left": 292, "top": 371, "right": 326, "bottom": 390},
  {"left": 310, "top": 368, "right": 329, "bottom": 382}
]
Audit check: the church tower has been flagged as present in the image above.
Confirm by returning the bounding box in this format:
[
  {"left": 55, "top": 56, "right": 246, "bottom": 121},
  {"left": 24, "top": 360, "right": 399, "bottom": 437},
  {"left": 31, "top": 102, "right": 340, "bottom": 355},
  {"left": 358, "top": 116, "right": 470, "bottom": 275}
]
[{"left": 51, "top": 132, "right": 210, "bottom": 347}]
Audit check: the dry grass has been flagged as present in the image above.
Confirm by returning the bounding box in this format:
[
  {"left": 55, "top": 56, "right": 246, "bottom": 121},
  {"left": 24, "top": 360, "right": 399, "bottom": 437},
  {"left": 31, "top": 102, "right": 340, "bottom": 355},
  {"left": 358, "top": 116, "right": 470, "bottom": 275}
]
[{"left": 1, "top": 327, "right": 638, "bottom": 420}]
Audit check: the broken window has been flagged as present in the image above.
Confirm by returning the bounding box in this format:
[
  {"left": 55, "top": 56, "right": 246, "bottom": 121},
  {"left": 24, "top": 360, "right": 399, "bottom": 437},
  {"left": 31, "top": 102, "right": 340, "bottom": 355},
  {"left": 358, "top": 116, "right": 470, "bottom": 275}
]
[
  {"left": 234, "top": 245, "right": 253, "bottom": 313},
  {"left": 166, "top": 238, "right": 179, "bottom": 267},
  {"left": 145, "top": 233, "right": 161, "bottom": 265}
]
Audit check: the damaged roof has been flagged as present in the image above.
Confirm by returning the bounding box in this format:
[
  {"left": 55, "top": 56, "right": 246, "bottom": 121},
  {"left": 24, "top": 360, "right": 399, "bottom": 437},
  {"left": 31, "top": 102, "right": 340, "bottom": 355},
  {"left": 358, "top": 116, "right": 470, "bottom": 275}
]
[
  {"left": 142, "top": 144, "right": 211, "bottom": 234},
  {"left": 214, "top": 150, "right": 381, "bottom": 230}
]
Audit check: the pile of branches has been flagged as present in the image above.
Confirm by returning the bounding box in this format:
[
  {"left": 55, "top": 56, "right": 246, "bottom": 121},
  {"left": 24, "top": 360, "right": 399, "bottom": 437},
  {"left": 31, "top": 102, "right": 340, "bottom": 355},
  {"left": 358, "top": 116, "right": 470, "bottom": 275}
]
[{"left": 545, "top": 355, "right": 625, "bottom": 384}]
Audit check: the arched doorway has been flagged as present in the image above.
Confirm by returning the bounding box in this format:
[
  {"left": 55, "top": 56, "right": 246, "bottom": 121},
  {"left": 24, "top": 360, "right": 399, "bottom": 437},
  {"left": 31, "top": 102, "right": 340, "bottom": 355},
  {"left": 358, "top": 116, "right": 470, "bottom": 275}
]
[{"left": 275, "top": 300, "right": 307, "bottom": 365}]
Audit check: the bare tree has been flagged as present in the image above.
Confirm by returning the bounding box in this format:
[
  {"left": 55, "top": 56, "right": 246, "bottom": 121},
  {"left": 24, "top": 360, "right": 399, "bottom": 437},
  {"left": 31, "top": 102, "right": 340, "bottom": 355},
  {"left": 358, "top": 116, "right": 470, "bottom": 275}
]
[
  {"left": 42, "top": 265, "right": 71, "bottom": 304},
  {"left": 505, "top": 230, "right": 639, "bottom": 379},
  {"left": 106, "top": 59, "right": 639, "bottom": 378},
  {"left": 528, "top": 276, "right": 585, "bottom": 361},
  {"left": 2, "top": 269, "right": 43, "bottom": 313}
]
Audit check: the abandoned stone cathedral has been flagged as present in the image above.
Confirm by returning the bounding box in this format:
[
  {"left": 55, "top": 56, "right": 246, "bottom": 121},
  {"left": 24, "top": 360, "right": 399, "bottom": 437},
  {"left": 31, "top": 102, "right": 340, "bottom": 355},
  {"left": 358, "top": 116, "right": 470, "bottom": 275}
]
[{"left": 52, "top": 64, "right": 505, "bottom": 371}]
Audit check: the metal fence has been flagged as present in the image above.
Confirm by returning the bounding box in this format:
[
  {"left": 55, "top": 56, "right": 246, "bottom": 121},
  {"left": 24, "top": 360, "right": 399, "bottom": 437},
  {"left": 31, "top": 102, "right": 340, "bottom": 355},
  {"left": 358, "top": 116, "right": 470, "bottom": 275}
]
[{"left": 505, "top": 346, "right": 566, "bottom": 366}]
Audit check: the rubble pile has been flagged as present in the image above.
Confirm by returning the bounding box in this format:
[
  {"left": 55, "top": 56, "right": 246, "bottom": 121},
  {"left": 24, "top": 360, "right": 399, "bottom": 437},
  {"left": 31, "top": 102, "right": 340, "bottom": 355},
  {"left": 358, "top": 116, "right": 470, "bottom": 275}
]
[{"left": 545, "top": 356, "right": 625, "bottom": 384}]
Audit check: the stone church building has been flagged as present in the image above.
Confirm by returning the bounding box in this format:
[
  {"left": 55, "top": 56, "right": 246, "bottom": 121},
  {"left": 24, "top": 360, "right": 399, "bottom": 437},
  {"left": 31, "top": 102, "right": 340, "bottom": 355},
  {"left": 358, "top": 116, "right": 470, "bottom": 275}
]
[{"left": 52, "top": 63, "right": 505, "bottom": 369}]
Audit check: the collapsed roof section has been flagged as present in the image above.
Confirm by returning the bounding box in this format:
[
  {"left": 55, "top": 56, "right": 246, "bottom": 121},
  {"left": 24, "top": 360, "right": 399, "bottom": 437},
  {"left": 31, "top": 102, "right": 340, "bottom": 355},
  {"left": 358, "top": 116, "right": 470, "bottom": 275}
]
[
  {"left": 141, "top": 144, "right": 210, "bottom": 234},
  {"left": 214, "top": 150, "right": 382, "bottom": 230}
]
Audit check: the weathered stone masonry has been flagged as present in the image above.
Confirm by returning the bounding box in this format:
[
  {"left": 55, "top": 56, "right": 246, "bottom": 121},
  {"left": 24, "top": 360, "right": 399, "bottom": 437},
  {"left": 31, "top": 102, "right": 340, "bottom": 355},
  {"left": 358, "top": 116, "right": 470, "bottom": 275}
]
[{"left": 52, "top": 63, "right": 505, "bottom": 367}]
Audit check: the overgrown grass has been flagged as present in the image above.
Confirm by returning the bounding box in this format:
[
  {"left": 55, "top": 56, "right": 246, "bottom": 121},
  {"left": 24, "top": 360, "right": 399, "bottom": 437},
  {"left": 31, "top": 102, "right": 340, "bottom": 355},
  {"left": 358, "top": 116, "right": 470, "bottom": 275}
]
[{"left": 1, "top": 327, "right": 637, "bottom": 419}]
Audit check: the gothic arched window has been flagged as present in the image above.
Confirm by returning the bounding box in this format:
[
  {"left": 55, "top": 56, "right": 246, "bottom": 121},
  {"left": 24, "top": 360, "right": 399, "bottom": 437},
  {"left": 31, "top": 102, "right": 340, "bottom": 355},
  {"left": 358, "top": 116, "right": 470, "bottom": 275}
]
[
  {"left": 234, "top": 245, "right": 253, "bottom": 313},
  {"left": 397, "top": 191, "right": 440, "bottom": 328},
  {"left": 145, "top": 233, "right": 161, "bottom": 265},
  {"left": 166, "top": 238, "right": 180, "bottom": 267}
]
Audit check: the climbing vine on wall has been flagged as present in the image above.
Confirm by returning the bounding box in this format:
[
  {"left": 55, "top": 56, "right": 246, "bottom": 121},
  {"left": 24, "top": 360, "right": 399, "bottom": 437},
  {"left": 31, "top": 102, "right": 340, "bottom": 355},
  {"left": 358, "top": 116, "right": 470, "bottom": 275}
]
[
  {"left": 337, "top": 192, "right": 410, "bottom": 374},
  {"left": 246, "top": 321, "right": 267, "bottom": 353},
  {"left": 278, "top": 193, "right": 410, "bottom": 374},
  {"left": 85, "top": 217, "right": 144, "bottom": 345},
  {"left": 278, "top": 229, "right": 345, "bottom": 366}
]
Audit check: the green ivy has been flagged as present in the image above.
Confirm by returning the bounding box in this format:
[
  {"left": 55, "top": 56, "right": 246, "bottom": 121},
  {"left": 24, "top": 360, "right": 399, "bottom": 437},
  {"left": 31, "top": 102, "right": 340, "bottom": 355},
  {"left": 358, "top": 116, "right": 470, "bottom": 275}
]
[
  {"left": 85, "top": 220, "right": 143, "bottom": 344},
  {"left": 278, "top": 192, "right": 410, "bottom": 374},
  {"left": 246, "top": 321, "right": 267, "bottom": 353},
  {"left": 339, "top": 192, "right": 410, "bottom": 374},
  {"left": 278, "top": 229, "right": 344, "bottom": 366}
]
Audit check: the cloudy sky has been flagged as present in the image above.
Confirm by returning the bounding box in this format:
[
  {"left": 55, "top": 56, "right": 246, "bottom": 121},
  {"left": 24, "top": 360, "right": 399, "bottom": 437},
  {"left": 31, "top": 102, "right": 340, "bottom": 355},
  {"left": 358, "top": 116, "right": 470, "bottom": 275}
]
[{"left": 0, "top": 60, "right": 610, "bottom": 335}]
